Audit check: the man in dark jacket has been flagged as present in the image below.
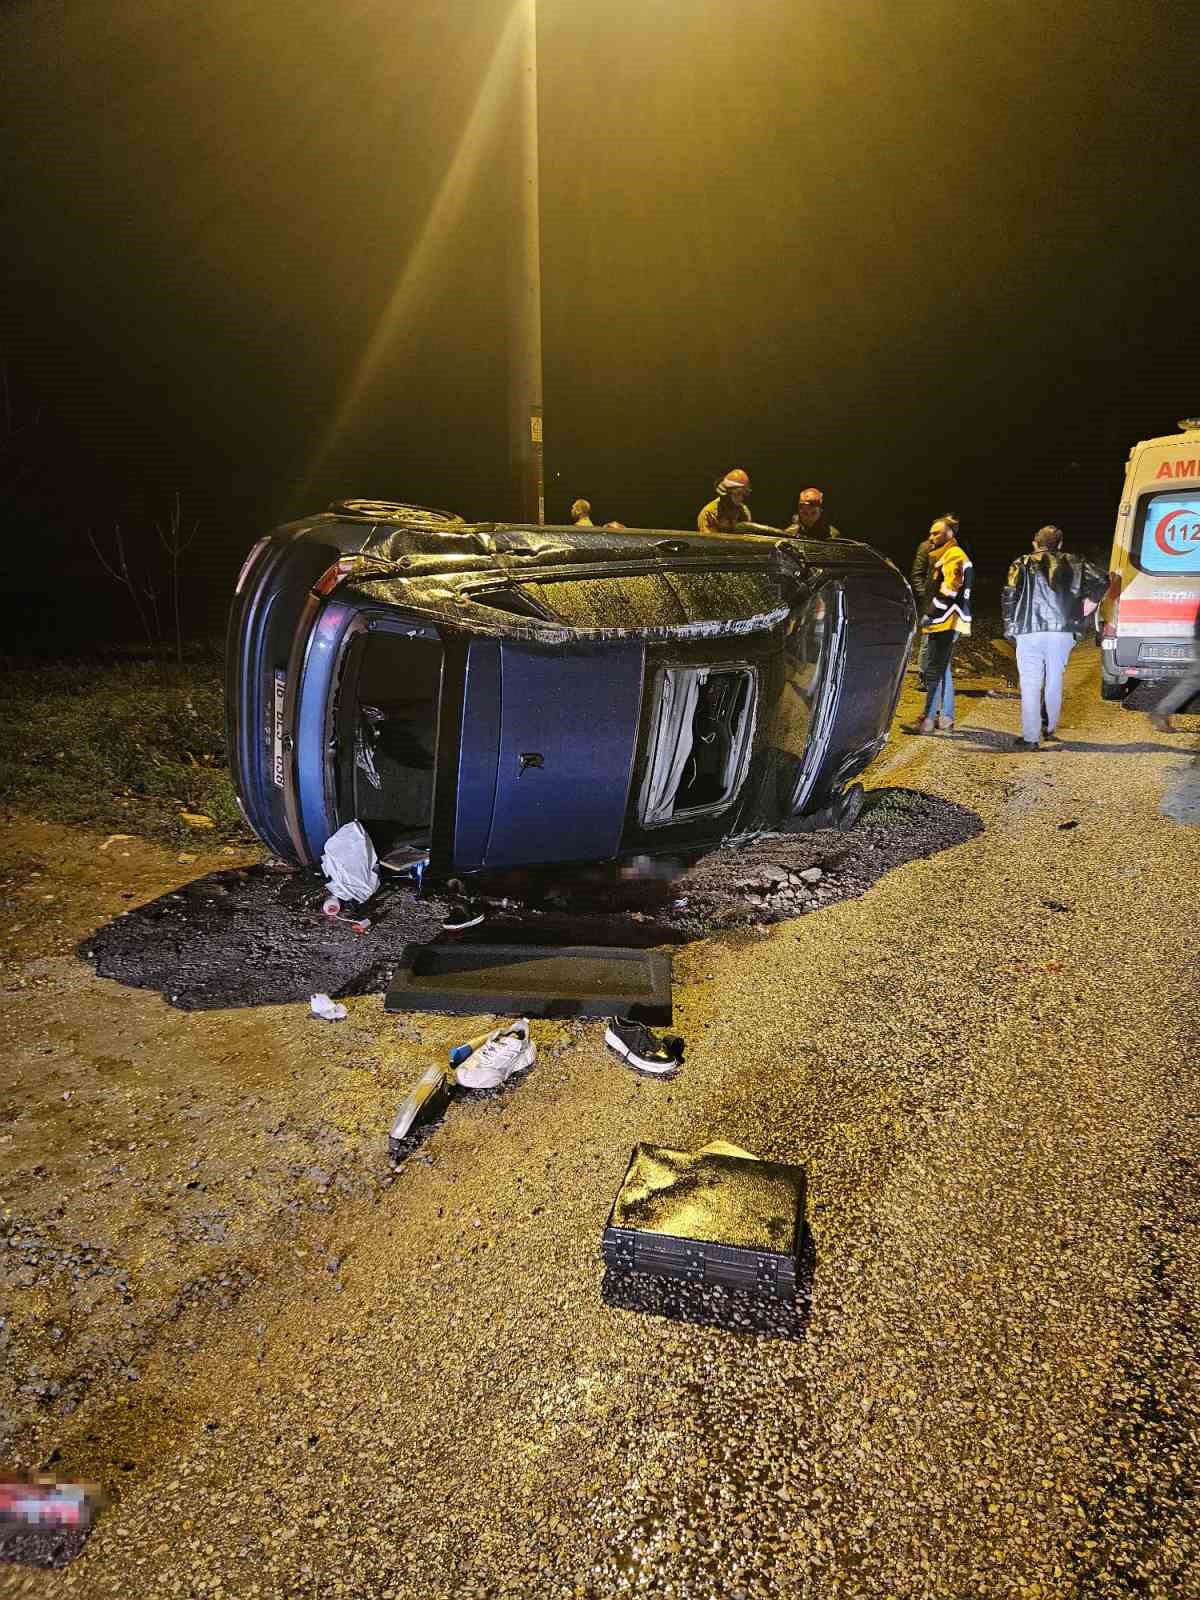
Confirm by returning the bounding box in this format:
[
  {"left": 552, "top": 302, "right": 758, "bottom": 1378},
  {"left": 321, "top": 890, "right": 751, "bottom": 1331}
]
[
  {"left": 1002, "top": 526, "right": 1108, "bottom": 750},
  {"left": 910, "top": 532, "right": 934, "bottom": 606}
]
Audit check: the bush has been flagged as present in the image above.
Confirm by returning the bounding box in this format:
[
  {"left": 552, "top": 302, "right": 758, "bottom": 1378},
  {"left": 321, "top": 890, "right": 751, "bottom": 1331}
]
[{"left": 0, "top": 648, "right": 257, "bottom": 848}]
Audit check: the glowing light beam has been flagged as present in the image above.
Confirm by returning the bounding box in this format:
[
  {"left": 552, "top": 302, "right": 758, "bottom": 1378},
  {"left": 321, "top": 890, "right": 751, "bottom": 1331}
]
[{"left": 298, "top": 3, "right": 526, "bottom": 501}]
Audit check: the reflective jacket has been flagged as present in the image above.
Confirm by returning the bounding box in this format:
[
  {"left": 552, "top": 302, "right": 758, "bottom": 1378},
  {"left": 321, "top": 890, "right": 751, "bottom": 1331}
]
[
  {"left": 922, "top": 541, "right": 973, "bottom": 635},
  {"left": 1001, "top": 550, "right": 1108, "bottom": 638}
]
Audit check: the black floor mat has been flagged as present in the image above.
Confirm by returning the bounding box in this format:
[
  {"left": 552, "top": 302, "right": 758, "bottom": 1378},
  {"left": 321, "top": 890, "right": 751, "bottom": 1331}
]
[{"left": 385, "top": 943, "right": 673, "bottom": 1022}]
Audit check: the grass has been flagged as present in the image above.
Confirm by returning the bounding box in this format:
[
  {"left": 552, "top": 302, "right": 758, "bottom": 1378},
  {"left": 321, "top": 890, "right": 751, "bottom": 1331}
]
[{"left": 0, "top": 647, "right": 257, "bottom": 850}]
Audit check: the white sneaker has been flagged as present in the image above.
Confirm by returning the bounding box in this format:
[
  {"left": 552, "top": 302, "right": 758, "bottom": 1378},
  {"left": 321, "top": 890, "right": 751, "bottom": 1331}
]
[{"left": 454, "top": 1020, "right": 535, "bottom": 1090}]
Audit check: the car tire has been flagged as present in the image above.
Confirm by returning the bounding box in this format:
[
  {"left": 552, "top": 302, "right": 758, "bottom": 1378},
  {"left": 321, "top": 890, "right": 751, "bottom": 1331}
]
[{"left": 832, "top": 782, "right": 865, "bottom": 831}]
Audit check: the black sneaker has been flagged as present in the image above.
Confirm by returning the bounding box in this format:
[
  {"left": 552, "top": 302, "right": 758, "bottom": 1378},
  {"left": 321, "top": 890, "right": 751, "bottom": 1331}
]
[
  {"left": 442, "top": 899, "right": 485, "bottom": 932},
  {"left": 604, "top": 1017, "right": 681, "bottom": 1076},
  {"left": 1012, "top": 738, "right": 1041, "bottom": 752}
]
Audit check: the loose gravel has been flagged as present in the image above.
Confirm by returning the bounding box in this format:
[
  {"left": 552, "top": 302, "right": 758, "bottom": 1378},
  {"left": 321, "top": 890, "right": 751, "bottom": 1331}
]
[{"left": 2, "top": 652, "right": 1198, "bottom": 1600}]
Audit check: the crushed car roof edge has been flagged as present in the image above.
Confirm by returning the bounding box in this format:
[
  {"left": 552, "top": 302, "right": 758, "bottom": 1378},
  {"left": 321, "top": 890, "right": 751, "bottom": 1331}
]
[{"left": 312, "top": 516, "right": 890, "bottom": 643}]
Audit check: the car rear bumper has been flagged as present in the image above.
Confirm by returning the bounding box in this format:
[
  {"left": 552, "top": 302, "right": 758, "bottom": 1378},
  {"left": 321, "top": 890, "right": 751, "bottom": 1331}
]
[
  {"left": 225, "top": 530, "right": 349, "bottom": 861},
  {"left": 1103, "top": 636, "right": 1200, "bottom": 683}
]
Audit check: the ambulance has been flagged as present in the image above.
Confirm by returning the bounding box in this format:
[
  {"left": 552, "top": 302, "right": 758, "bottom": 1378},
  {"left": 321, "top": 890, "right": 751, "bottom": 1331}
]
[{"left": 1099, "top": 419, "right": 1200, "bottom": 701}]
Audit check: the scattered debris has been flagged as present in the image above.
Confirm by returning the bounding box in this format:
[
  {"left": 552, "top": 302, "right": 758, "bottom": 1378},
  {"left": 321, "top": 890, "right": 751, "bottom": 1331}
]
[
  {"left": 602, "top": 1141, "right": 807, "bottom": 1301},
  {"left": 442, "top": 899, "right": 485, "bottom": 932},
  {"left": 320, "top": 821, "right": 380, "bottom": 905},
  {"left": 320, "top": 899, "right": 371, "bottom": 934},
  {"left": 1057, "top": 820, "right": 1079, "bottom": 831},
  {"left": 81, "top": 790, "right": 982, "bottom": 1011},
  {"left": 0, "top": 1473, "right": 103, "bottom": 1568},
  {"left": 98, "top": 834, "right": 135, "bottom": 853},
  {"left": 309, "top": 994, "right": 347, "bottom": 1022},
  {"left": 178, "top": 812, "right": 215, "bottom": 829},
  {"left": 388, "top": 1063, "right": 456, "bottom": 1158},
  {"left": 455, "top": 1021, "right": 536, "bottom": 1091},
  {"left": 1040, "top": 899, "right": 1073, "bottom": 913},
  {"left": 604, "top": 1017, "right": 684, "bottom": 1077},
  {"left": 379, "top": 845, "right": 430, "bottom": 879}
]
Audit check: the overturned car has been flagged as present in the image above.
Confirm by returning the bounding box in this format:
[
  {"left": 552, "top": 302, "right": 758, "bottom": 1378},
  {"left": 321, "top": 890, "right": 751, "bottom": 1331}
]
[{"left": 226, "top": 502, "right": 915, "bottom": 875}]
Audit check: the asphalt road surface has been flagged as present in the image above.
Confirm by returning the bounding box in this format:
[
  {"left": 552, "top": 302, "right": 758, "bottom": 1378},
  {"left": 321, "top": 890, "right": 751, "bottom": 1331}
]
[{"left": 4, "top": 648, "right": 1199, "bottom": 1599}]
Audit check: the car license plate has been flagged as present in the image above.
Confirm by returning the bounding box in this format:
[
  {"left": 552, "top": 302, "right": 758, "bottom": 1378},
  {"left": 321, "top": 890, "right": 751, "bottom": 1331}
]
[
  {"left": 1139, "top": 644, "right": 1198, "bottom": 662},
  {"left": 272, "top": 670, "right": 286, "bottom": 787}
]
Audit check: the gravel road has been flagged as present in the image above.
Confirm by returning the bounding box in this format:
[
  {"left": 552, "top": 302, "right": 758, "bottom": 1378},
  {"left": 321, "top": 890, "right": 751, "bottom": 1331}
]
[{"left": 2, "top": 647, "right": 1198, "bottom": 1599}]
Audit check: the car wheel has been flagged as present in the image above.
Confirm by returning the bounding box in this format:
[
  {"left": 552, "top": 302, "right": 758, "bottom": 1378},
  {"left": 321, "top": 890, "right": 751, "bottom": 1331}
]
[{"left": 832, "top": 782, "right": 865, "bottom": 830}]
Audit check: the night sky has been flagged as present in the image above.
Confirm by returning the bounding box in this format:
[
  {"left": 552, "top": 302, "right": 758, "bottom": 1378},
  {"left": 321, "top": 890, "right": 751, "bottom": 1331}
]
[{"left": 1, "top": 0, "right": 1196, "bottom": 644}]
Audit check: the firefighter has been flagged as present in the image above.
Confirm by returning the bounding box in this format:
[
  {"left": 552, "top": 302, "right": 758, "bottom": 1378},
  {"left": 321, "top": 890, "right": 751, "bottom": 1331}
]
[
  {"left": 697, "top": 469, "right": 752, "bottom": 534},
  {"left": 786, "top": 486, "right": 840, "bottom": 540}
]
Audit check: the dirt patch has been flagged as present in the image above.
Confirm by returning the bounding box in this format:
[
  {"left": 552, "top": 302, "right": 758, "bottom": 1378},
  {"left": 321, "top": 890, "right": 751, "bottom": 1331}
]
[
  {"left": 80, "top": 788, "right": 982, "bottom": 1011},
  {"left": 0, "top": 788, "right": 980, "bottom": 1481}
]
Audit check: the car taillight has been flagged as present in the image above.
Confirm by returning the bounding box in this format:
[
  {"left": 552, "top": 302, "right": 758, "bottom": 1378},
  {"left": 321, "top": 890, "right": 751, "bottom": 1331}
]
[
  {"left": 311, "top": 557, "right": 361, "bottom": 597},
  {"left": 234, "top": 537, "right": 270, "bottom": 595}
]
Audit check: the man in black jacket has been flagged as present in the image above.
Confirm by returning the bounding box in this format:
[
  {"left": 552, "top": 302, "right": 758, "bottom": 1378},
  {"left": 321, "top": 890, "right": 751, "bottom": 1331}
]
[{"left": 1002, "top": 526, "right": 1108, "bottom": 750}]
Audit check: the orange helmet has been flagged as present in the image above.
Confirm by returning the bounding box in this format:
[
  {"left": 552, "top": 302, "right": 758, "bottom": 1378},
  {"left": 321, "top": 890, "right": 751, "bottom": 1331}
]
[
  {"left": 798, "top": 487, "right": 824, "bottom": 507},
  {"left": 716, "top": 468, "right": 751, "bottom": 495}
]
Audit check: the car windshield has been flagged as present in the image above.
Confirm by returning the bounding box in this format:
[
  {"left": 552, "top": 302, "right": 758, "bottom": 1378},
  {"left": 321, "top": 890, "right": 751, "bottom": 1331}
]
[{"left": 1137, "top": 490, "right": 1200, "bottom": 574}]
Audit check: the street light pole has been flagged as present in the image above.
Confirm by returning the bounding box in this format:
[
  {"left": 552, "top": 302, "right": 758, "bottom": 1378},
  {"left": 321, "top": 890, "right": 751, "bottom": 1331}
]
[{"left": 511, "top": 0, "right": 544, "bottom": 524}]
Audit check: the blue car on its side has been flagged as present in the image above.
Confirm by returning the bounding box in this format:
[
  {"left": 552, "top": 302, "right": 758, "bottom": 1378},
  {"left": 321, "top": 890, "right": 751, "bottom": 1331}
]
[{"left": 226, "top": 501, "right": 914, "bottom": 876}]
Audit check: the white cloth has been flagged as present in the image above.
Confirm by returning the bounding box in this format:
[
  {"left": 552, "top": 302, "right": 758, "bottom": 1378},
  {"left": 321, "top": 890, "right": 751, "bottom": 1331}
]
[
  {"left": 1015, "top": 631, "right": 1075, "bottom": 744},
  {"left": 320, "top": 820, "right": 380, "bottom": 903}
]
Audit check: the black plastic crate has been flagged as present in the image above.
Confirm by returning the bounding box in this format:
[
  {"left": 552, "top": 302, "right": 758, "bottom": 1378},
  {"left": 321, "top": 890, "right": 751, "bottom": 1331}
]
[{"left": 601, "top": 1143, "right": 806, "bottom": 1302}]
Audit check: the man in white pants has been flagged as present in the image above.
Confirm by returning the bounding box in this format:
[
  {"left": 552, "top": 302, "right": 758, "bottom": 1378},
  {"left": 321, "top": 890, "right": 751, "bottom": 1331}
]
[{"left": 1001, "top": 526, "right": 1108, "bottom": 751}]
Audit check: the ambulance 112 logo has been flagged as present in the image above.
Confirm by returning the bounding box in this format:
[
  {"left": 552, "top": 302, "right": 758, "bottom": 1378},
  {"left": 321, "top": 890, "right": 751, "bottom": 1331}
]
[{"left": 1155, "top": 508, "right": 1200, "bottom": 559}]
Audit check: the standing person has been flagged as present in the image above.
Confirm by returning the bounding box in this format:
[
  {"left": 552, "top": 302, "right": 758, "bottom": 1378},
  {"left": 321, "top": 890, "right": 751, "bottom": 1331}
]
[
  {"left": 915, "top": 518, "right": 973, "bottom": 733},
  {"left": 786, "top": 486, "right": 840, "bottom": 539},
  {"left": 909, "top": 526, "right": 935, "bottom": 604},
  {"left": 1002, "top": 525, "right": 1107, "bottom": 751},
  {"left": 697, "top": 469, "right": 752, "bottom": 533},
  {"left": 569, "top": 498, "right": 594, "bottom": 527},
  {"left": 1148, "top": 665, "right": 1200, "bottom": 732},
  {"left": 909, "top": 513, "right": 960, "bottom": 683}
]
